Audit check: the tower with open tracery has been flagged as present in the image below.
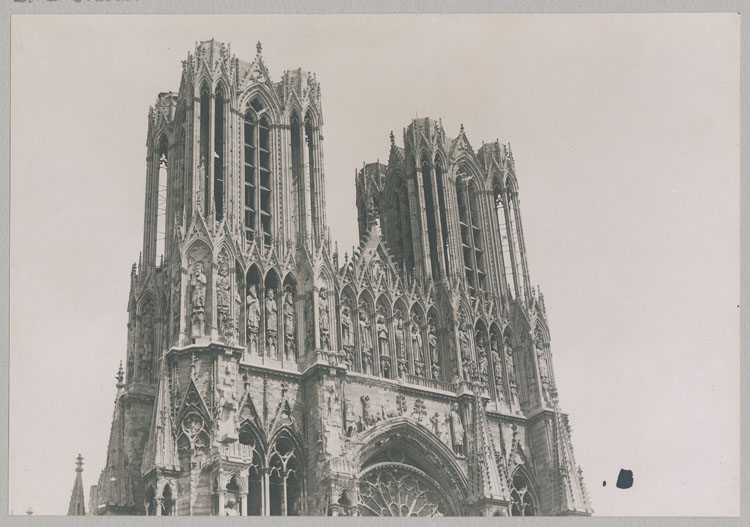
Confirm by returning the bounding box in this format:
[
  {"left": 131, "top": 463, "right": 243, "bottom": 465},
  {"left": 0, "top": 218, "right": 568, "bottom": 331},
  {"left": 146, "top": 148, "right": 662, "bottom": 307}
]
[{"left": 79, "top": 39, "right": 592, "bottom": 517}]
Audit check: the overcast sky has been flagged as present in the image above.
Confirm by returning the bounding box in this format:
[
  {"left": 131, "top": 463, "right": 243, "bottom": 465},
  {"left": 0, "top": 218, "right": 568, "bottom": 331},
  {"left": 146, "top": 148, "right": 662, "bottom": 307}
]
[{"left": 9, "top": 14, "right": 739, "bottom": 516}]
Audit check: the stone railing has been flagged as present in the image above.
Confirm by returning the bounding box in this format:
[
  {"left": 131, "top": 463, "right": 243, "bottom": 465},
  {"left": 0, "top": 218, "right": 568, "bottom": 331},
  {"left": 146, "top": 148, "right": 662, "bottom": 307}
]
[{"left": 405, "top": 374, "right": 455, "bottom": 393}]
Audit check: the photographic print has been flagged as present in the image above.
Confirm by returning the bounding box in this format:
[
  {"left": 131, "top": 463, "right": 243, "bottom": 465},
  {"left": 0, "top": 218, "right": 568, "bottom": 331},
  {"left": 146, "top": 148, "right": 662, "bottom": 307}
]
[{"left": 8, "top": 13, "right": 740, "bottom": 517}]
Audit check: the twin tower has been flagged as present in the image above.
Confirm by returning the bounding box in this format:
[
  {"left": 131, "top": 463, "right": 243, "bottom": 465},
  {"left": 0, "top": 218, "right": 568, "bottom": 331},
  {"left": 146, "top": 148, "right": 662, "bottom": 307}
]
[{"left": 82, "top": 39, "right": 592, "bottom": 517}]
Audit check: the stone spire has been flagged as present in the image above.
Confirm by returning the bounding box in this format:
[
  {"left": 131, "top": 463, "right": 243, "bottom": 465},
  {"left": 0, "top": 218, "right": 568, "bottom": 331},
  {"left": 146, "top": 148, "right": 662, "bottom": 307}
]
[
  {"left": 141, "top": 352, "right": 181, "bottom": 477},
  {"left": 66, "top": 454, "right": 86, "bottom": 515}
]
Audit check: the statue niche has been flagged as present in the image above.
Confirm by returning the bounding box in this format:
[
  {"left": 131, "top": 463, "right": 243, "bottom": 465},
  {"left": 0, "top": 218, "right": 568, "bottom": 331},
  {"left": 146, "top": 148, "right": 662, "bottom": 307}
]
[
  {"left": 427, "top": 317, "right": 440, "bottom": 380},
  {"left": 376, "top": 306, "right": 390, "bottom": 378},
  {"left": 137, "top": 298, "right": 155, "bottom": 382},
  {"left": 341, "top": 300, "right": 355, "bottom": 369},
  {"left": 283, "top": 286, "right": 296, "bottom": 360},
  {"left": 319, "top": 288, "right": 331, "bottom": 351},
  {"left": 246, "top": 284, "right": 261, "bottom": 356},
  {"left": 265, "top": 288, "right": 278, "bottom": 358},
  {"left": 358, "top": 303, "right": 374, "bottom": 375},
  {"left": 188, "top": 254, "right": 209, "bottom": 339},
  {"left": 216, "top": 252, "right": 234, "bottom": 343},
  {"left": 394, "top": 310, "right": 406, "bottom": 378}
]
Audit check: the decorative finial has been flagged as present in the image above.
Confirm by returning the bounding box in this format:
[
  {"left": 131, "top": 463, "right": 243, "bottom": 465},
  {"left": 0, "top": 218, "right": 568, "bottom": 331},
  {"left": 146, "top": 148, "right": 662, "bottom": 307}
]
[
  {"left": 460, "top": 123, "right": 465, "bottom": 135},
  {"left": 115, "top": 361, "right": 124, "bottom": 388},
  {"left": 390, "top": 130, "right": 395, "bottom": 146},
  {"left": 256, "top": 41, "right": 263, "bottom": 54},
  {"left": 75, "top": 454, "right": 84, "bottom": 473},
  {"left": 191, "top": 352, "right": 197, "bottom": 379}
]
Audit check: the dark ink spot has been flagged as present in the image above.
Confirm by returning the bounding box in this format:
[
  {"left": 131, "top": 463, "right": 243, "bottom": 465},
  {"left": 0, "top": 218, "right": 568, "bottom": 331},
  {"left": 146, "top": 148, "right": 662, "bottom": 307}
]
[
  {"left": 616, "top": 469, "right": 633, "bottom": 489},
  {"left": 602, "top": 481, "right": 606, "bottom": 487}
]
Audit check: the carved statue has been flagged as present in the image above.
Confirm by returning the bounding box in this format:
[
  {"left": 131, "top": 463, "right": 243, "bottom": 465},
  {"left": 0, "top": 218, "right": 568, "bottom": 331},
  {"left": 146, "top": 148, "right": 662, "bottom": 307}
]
[
  {"left": 376, "top": 308, "right": 389, "bottom": 358},
  {"left": 427, "top": 318, "right": 438, "bottom": 364},
  {"left": 224, "top": 495, "right": 239, "bottom": 516},
  {"left": 361, "top": 395, "right": 377, "bottom": 427},
  {"left": 216, "top": 256, "right": 231, "bottom": 339},
  {"left": 491, "top": 338, "right": 505, "bottom": 402},
  {"left": 449, "top": 403, "right": 465, "bottom": 456},
  {"left": 246, "top": 285, "right": 260, "bottom": 355},
  {"left": 189, "top": 261, "right": 207, "bottom": 338},
  {"left": 411, "top": 320, "right": 424, "bottom": 363},
  {"left": 283, "top": 288, "right": 295, "bottom": 360},
  {"left": 430, "top": 412, "right": 441, "bottom": 439},
  {"left": 458, "top": 323, "right": 472, "bottom": 380},
  {"left": 139, "top": 313, "right": 154, "bottom": 382},
  {"left": 504, "top": 336, "right": 519, "bottom": 404},
  {"left": 305, "top": 294, "right": 314, "bottom": 352},
  {"left": 319, "top": 288, "right": 330, "bottom": 350},
  {"left": 232, "top": 287, "right": 241, "bottom": 347},
  {"left": 536, "top": 339, "right": 551, "bottom": 403},
  {"left": 359, "top": 306, "right": 373, "bottom": 374},
  {"left": 171, "top": 272, "right": 181, "bottom": 342},
  {"left": 344, "top": 399, "right": 359, "bottom": 437},
  {"left": 265, "top": 288, "right": 277, "bottom": 358},
  {"left": 394, "top": 311, "right": 405, "bottom": 360},
  {"left": 477, "top": 334, "right": 489, "bottom": 388},
  {"left": 341, "top": 303, "right": 354, "bottom": 349}
]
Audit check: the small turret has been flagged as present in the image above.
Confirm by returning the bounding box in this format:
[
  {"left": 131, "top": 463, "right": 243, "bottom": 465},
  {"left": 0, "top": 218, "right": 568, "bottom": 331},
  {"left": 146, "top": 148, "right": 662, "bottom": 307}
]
[{"left": 66, "top": 454, "right": 86, "bottom": 515}]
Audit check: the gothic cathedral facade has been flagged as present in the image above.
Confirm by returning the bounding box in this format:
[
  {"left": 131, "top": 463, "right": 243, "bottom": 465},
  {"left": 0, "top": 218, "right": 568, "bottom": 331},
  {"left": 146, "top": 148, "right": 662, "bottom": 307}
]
[{"left": 86, "top": 40, "right": 592, "bottom": 517}]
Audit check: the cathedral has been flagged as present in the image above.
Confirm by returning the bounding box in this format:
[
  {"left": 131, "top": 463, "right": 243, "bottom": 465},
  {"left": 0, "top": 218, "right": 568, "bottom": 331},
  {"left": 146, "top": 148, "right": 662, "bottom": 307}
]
[{"left": 70, "top": 39, "right": 593, "bottom": 517}]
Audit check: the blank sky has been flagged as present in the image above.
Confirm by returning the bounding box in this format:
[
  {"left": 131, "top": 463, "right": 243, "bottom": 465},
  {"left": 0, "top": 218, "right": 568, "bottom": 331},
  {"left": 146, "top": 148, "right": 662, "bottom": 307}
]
[{"left": 9, "top": 14, "right": 739, "bottom": 516}]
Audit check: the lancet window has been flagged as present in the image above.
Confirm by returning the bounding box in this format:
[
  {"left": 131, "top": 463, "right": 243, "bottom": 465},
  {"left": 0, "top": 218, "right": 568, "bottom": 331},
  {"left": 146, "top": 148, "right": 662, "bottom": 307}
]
[
  {"left": 390, "top": 178, "right": 415, "bottom": 275},
  {"left": 199, "top": 83, "right": 210, "bottom": 217},
  {"left": 456, "top": 175, "right": 486, "bottom": 297},
  {"left": 506, "top": 180, "right": 526, "bottom": 301},
  {"left": 435, "top": 159, "right": 451, "bottom": 277},
  {"left": 305, "top": 113, "right": 318, "bottom": 241},
  {"left": 494, "top": 179, "right": 517, "bottom": 297},
  {"left": 269, "top": 435, "right": 303, "bottom": 516},
  {"left": 155, "top": 137, "right": 168, "bottom": 266},
  {"left": 290, "top": 114, "right": 304, "bottom": 241},
  {"left": 243, "top": 98, "right": 272, "bottom": 246},
  {"left": 510, "top": 470, "right": 537, "bottom": 516},
  {"left": 213, "top": 88, "right": 225, "bottom": 222},
  {"left": 420, "top": 157, "right": 441, "bottom": 279}
]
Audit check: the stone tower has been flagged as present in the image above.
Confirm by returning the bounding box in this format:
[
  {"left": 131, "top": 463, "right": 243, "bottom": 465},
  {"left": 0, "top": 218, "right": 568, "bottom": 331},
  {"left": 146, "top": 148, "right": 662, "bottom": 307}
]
[{"left": 88, "top": 39, "right": 592, "bottom": 516}]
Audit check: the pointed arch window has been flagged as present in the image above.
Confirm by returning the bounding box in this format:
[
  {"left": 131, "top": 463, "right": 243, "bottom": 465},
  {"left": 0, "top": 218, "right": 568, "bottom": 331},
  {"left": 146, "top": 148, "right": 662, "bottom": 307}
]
[
  {"left": 456, "top": 175, "right": 486, "bottom": 297},
  {"left": 435, "top": 159, "right": 451, "bottom": 278},
  {"left": 420, "top": 157, "right": 441, "bottom": 279},
  {"left": 305, "top": 113, "right": 318, "bottom": 241},
  {"left": 155, "top": 138, "right": 168, "bottom": 266},
  {"left": 214, "top": 88, "right": 225, "bottom": 222},
  {"left": 269, "top": 435, "right": 303, "bottom": 516},
  {"left": 494, "top": 180, "right": 516, "bottom": 298},
  {"left": 199, "top": 83, "right": 211, "bottom": 216},
  {"left": 243, "top": 98, "right": 272, "bottom": 246},
  {"left": 290, "top": 114, "right": 304, "bottom": 240},
  {"left": 506, "top": 180, "right": 526, "bottom": 301},
  {"left": 510, "top": 470, "right": 537, "bottom": 516}
]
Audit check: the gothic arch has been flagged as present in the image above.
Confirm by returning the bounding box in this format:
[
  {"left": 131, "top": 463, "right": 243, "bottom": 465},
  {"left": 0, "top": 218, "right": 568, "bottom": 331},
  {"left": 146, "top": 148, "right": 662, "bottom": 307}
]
[
  {"left": 533, "top": 321, "right": 550, "bottom": 344},
  {"left": 184, "top": 239, "right": 213, "bottom": 263},
  {"left": 352, "top": 417, "right": 470, "bottom": 515},
  {"left": 238, "top": 85, "right": 282, "bottom": 124},
  {"left": 267, "top": 427, "right": 306, "bottom": 516},
  {"left": 509, "top": 466, "right": 539, "bottom": 517},
  {"left": 194, "top": 77, "right": 212, "bottom": 98},
  {"left": 304, "top": 107, "right": 321, "bottom": 130},
  {"left": 213, "top": 76, "right": 232, "bottom": 102}
]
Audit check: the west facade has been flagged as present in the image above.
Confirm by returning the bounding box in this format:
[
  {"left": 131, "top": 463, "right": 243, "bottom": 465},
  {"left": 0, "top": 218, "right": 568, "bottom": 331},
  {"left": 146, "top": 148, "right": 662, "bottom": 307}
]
[{"left": 81, "top": 40, "right": 592, "bottom": 517}]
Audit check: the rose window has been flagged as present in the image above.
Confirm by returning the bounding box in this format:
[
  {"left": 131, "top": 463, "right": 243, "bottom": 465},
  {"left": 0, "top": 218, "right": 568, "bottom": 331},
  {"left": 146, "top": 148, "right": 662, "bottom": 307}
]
[{"left": 358, "top": 463, "right": 448, "bottom": 517}]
